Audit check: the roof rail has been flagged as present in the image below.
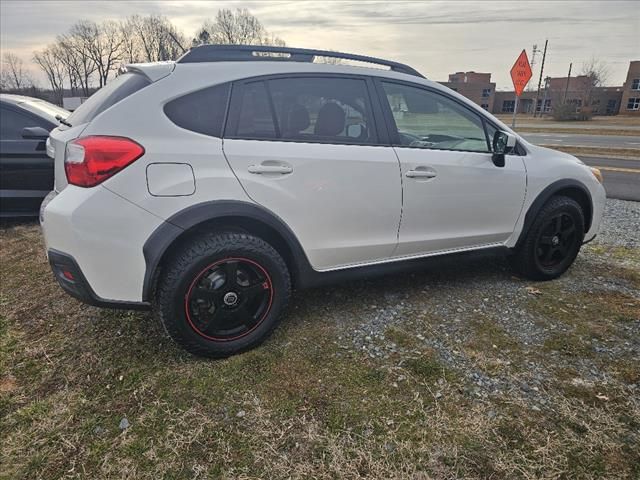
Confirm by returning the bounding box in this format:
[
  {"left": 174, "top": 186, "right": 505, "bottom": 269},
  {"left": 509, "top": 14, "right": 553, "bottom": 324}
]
[{"left": 177, "top": 45, "right": 425, "bottom": 78}]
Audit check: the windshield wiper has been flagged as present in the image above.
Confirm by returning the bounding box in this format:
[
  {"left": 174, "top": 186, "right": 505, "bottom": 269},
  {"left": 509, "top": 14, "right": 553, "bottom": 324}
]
[{"left": 55, "top": 115, "right": 72, "bottom": 127}]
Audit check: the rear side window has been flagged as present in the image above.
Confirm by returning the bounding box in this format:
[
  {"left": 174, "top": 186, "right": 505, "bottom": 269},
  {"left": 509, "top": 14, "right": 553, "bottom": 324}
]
[
  {"left": 268, "top": 77, "right": 377, "bottom": 144},
  {"left": 66, "top": 73, "right": 150, "bottom": 125},
  {"left": 164, "top": 83, "right": 230, "bottom": 137},
  {"left": 227, "top": 76, "right": 378, "bottom": 144},
  {"left": 234, "top": 82, "right": 277, "bottom": 139}
]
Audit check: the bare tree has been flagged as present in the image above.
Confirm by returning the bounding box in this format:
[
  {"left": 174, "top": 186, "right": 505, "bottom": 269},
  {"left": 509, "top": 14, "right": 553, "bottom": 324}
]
[
  {"left": 57, "top": 32, "right": 97, "bottom": 96},
  {"left": 580, "top": 57, "right": 610, "bottom": 107},
  {"left": 1, "top": 52, "right": 32, "bottom": 90},
  {"left": 33, "top": 47, "right": 65, "bottom": 103},
  {"left": 68, "top": 20, "right": 124, "bottom": 87},
  {"left": 129, "top": 15, "right": 186, "bottom": 62},
  {"left": 53, "top": 39, "right": 81, "bottom": 95},
  {"left": 120, "top": 18, "right": 144, "bottom": 64},
  {"left": 193, "top": 8, "right": 285, "bottom": 47}
]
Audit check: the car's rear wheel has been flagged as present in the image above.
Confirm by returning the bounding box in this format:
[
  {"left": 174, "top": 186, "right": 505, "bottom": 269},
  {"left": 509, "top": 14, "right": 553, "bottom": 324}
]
[
  {"left": 155, "top": 232, "right": 290, "bottom": 357},
  {"left": 510, "top": 196, "right": 585, "bottom": 280}
]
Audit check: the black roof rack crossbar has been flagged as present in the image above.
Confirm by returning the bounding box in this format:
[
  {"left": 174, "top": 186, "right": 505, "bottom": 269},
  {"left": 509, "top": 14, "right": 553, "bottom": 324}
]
[{"left": 177, "top": 45, "right": 425, "bottom": 78}]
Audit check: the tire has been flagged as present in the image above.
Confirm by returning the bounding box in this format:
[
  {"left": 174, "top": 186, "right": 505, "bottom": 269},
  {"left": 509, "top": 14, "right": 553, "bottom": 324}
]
[
  {"left": 509, "top": 195, "right": 585, "bottom": 281},
  {"left": 155, "top": 232, "right": 291, "bottom": 357}
]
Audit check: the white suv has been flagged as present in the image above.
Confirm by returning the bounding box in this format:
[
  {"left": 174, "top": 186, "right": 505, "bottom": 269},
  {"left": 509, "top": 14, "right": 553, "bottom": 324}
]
[{"left": 41, "top": 45, "right": 606, "bottom": 357}]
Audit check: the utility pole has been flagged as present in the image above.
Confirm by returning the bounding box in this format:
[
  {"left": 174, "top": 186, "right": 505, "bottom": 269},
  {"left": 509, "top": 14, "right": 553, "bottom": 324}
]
[
  {"left": 533, "top": 39, "right": 548, "bottom": 117},
  {"left": 563, "top": 62, "right": 572, "bottom": 103}
]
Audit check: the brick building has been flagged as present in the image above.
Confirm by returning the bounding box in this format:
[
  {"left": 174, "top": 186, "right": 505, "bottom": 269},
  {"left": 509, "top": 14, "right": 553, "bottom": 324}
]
[
  {"left": 619, "top": 60, "right": 640, "bottom": 115},
  {"left": 440, "top": 71, "right": 495, "bottom": 112},
  {"left": 438, "top": 60, "right": 638, "bottom": 117}
]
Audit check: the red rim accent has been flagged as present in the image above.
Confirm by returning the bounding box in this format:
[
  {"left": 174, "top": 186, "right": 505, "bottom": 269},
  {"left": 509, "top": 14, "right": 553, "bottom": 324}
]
[{"left": 184, "top": 257, "right": 274, "bottom": 341}]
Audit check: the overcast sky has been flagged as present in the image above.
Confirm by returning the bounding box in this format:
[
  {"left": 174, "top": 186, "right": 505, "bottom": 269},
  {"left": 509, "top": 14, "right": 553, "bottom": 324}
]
[{"left": 1, "top": 0, "right": 638, "bottom": 89}]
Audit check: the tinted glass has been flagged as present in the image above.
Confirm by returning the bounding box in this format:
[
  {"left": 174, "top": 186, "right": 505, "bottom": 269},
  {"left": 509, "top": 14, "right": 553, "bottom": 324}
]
[
  {"left": 382, "top": 82, "right": 489, "bottom": 152},
  {"left": 164, "top": 83, "right": 230, "bottom": 137},
  {"left": 67, "top": 73, "right": 150, "bottom": 125},
  {"left": 235, "top": 81, "right": 276, "bottom": 139},
  {"left": 268, "top": 77, "right": 377, "bottom": 143},
  {"left": 0, "top": 106, "right": 44, "bottom": 140}
]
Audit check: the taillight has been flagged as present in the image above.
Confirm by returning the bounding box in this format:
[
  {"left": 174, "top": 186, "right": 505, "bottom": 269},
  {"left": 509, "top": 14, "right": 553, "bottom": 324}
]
[{"left": 64, "top": 136, "right": 144, "bottom": 187}]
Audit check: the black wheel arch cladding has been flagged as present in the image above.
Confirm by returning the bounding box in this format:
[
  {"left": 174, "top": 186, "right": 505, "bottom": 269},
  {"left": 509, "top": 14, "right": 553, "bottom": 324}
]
[
  {"left": 142, "top": 200, "right": 314, "bottom": 302},
  {"left": 516, "top": 178, "right": 593, "bottom": 249}
]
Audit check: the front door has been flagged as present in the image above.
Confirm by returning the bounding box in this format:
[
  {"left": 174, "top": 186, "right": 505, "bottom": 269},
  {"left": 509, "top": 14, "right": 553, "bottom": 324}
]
[
  {"left": 377, "top": 81, "right": 527, "bottom": 257},
  {"left": 223, "top": 76, "right": 402, "bottom": 270},
  {"left": 0, "top": 105, "right": 54, "bottom": 215}
]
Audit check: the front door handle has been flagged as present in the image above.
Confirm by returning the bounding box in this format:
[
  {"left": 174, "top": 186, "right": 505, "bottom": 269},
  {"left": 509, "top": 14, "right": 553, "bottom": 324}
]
[
  {"left": 248, "top": 164, "right": 293, "bottom": 175},
  {"left": 406, "top": 168, "right": 437, "bottom": 179}
]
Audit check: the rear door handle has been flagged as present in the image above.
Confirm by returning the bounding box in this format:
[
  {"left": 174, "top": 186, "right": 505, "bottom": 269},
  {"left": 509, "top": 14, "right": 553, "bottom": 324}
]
[
  {"left": 406, "top": 169, "right": 437, "bottom": 179},
  {"left": 248, "top": 164, "right": 293, "bottom": 175}
]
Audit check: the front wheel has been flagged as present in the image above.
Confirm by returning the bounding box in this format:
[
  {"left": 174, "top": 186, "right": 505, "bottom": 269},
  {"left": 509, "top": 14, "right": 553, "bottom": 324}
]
[
  {"left": 509, "top": 196, "right": 585, "bottom": 281},
  {"left": 155, "top": 232, "right": 291, "bottom": 357}
]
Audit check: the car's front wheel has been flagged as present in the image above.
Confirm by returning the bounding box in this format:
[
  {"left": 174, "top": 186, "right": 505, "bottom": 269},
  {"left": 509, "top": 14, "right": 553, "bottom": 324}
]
[
  {"left": 155, "top": 232, "right": 291, "bottom": 357},
  {"left": 510, "top": 195, "right": 585, "bottom": 280}
]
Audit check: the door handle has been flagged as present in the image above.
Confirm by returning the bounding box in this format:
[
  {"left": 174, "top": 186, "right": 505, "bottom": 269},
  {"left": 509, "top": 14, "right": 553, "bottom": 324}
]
[
  {"left": 248, "top": 164, "right": 293, "bottom": 175},
  {"left": 406, "top": 169, "right": 437, "bottom": 179}
]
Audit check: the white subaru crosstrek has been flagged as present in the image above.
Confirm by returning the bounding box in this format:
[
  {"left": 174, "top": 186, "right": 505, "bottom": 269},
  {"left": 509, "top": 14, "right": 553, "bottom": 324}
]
[{"left": 41, "top": 45, "right": 606, "bottom": 357}]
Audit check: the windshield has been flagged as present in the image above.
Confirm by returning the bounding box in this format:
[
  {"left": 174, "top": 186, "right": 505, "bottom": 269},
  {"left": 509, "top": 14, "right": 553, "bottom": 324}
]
[{"left": 66, "top": 73, "right": 150, "bottom": 126}]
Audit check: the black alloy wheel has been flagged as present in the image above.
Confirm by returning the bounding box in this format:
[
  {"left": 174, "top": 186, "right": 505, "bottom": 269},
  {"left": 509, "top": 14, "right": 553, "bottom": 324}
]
[{"left": 185, "top": 257, "right": 273, "bottom": 341}]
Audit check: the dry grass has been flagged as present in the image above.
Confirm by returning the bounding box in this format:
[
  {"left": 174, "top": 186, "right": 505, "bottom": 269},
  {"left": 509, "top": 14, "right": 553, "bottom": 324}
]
[
  {"left": 1, "top": 222, "right": 639, "bottom": 479},
  {"left": 538, "top": 145, "right": 640, "bottom": 159},
  {"left": 516, "top": 127, "right": 640, "bottom": 137}
]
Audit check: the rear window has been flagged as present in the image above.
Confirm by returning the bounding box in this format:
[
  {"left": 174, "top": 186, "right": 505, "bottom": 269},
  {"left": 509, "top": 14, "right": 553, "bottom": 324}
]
[
  {"left": 163, "top": 83, "right": 230, "bottom": 137},
  {"left": 66, "top": 73, "right": 150, "bottom": 125}
]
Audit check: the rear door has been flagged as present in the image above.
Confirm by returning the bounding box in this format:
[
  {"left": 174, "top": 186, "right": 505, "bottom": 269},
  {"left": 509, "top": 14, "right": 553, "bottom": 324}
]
[
  {"left": 0, "top": 105, "right": 54, "bottom": 215},
  {"left": 222, "top": 75, "right": 402, "bottom": 270},
  {"left": 375, "top": 80, "right": 527, "bottom": 256}
]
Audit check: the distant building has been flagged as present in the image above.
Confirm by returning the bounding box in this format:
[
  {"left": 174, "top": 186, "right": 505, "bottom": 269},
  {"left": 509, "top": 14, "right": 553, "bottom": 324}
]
[
  {"left": 438, "top": 60, "right": 638, "bottom": 117},
  {"left": 619, "top": 60, "right": 640, "bottom": 116},
  {"left": 439, "top": 71, "right": 496, "bottom": 112}
]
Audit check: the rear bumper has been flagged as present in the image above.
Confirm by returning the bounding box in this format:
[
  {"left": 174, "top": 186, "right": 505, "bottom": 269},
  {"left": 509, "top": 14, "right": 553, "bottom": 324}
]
[
  {"left": 48, "top": 249, "right": 150, "bottom": 310},
  {"left": 41, "top": 184, "right": 164, "bottom": 303}
]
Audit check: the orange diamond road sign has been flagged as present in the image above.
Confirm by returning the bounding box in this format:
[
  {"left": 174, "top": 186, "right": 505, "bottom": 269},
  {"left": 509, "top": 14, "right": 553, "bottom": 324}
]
[{"left": 510, "top": 49, "right": 532, "bottom": 97}]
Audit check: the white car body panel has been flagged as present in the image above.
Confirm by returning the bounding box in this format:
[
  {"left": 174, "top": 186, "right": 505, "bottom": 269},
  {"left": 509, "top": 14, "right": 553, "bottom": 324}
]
[
  {"left": 41, "top": 58, "right": 606, "bottom": 304},
  {"left": 41, "top": 185, "right": 164, "bottom": 301},
  {"left": 392, "top": 148, "right": 527, "bottom": 256},
  {"left": 223, "top": 139, "right": 402, "bottom": 269}
]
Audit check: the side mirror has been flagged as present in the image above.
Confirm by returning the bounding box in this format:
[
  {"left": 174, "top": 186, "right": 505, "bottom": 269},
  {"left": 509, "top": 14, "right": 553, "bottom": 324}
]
[
  {"left": 492, "top": 130, "right": 517, "bottom": 167},
  {"left": 21, "top": 126, "right": 50, "bottom": 140}
]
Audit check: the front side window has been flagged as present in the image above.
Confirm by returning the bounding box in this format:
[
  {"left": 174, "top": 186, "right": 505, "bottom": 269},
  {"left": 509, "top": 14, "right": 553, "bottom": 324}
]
[
  {"left": 229, "top": 76, "right": 377, "bottom": 144},
  {"left": 0, "top": 106, "right": 44, "bottom": 140},
  {"left": 627, "top": 98, "right": 640, "bottom": 110},
  {"left": 381, "top": 82, "right": 490, "bottom": 152}
]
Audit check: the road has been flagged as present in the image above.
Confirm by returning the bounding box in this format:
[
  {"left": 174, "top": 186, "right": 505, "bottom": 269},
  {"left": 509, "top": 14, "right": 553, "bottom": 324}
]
[
  {"left": 523, "top": 132, "right": 640, "bottom": 149},
  {"left": 577, "top": 156, "right": 640, "bottom": 202}
]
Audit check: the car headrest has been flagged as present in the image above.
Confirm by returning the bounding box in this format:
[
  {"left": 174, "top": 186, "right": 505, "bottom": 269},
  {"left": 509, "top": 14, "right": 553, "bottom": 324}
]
[
  {"left": 314, "top": 102, "right": 345, "bottom": 137},
  {"left": 283, "top": 104, "right": 310, "bottom": 135}
]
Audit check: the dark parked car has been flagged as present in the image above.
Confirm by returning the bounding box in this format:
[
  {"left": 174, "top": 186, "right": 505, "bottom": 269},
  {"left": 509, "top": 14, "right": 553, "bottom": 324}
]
[{"left": 0, "top": 94, "right": 69, "bottom": 217}]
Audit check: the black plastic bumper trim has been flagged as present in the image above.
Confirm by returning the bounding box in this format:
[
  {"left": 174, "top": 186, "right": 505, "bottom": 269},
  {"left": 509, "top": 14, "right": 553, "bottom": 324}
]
[{"left": 48, "top": 249, "right": 151, "bottom": 311}]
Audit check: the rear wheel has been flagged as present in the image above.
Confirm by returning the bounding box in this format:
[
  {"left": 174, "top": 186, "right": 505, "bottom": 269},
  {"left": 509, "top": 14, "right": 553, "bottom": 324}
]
[
  {"left": 510, "top": 196, "right": 585, "bottom": 280},
  {"left": 155, "top": 232, "right": 290, "bottom": 357}
]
